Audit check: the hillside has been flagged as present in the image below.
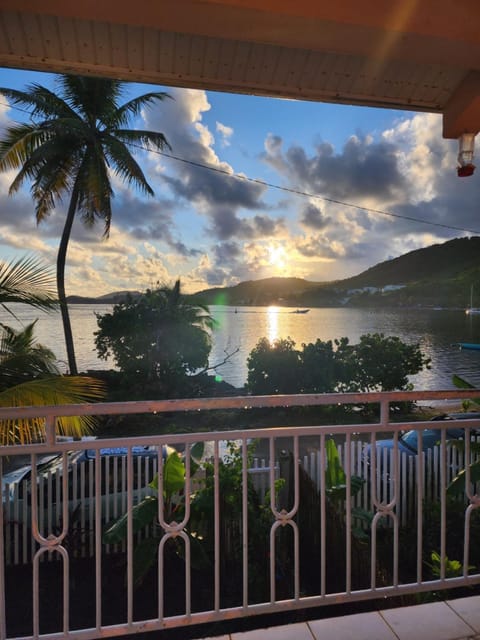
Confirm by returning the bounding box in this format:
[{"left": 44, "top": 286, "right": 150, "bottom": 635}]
[
  {"left": 191, "top": 277, "right": 323, "bottom": 306},
  {"left": 341, "top": 236, "right": 480, "bottom": 288},
  {"left": 67, "top": 291, "right": 141, "bottom": 304},
  {"left": 67, "top": 237, "right": 480, "bottom": 309},
  {"left": 192, "top": 237, "right": 480, "bottom": 309}
]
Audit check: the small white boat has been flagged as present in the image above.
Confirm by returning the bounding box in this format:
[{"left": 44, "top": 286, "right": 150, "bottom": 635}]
[{"left": 465, "top": 285, "right": 480, "bottom": 315}]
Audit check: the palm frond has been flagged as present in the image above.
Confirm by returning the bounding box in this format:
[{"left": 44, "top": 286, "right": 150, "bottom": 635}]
[
  {"left": 113, "top": 128, "right": 171, "bottom": 152},
  {"left": 103, "top": 135, "right": 154, "bottom": 196},
  {"left": 58, "top": 76, "right": 125, "bottom": 123},
  {"left": 0, "top": 256, "right": 57, "bottom": 311},
  {"left": 0, "top": 85, "right": 77, "bottom": 120},
  {"left": 75, "top": 150, "right": 113, "bottom": 234},
  {"left": 0, "top": 321, "right": 60, "bottom": 388},
  {"left": 0, "top": 375, "right": 105, "bottom": 445},
  {"left": 31, "top": 152, "right": 79, "bottom": 221},
  {"left": 112, "top": 92, "right": 172, "bottom": 128},
  {"left": 0, "top": 125, "right": 53, "bottom": 175}
]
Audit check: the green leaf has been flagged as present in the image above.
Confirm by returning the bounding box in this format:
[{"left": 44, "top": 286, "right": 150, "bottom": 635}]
[
  {"left": 149, "top": 451, "right": 186, "bottom": 499},
  {"left": 133, "top": 537, "right": 160, "bottom": 586},
  {"left": 325, "top": 439, "right": 346, "bottom": 490},
  {"left": 452, "top": 374, "right": 476, "bottom": 390},
  {"left": 103, "top": 495, "right": 158, "bottom": 544},
  {"left": 190, "top": 441, "right": 204, "bottom": 463},
  {"left": 447, "top": 461, "right": 480, "bottom": 495}
]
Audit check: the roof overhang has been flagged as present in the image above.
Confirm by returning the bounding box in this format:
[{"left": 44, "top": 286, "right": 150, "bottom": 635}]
[{"left": 0, "top": 1, "right": 480, "bottom": 138}]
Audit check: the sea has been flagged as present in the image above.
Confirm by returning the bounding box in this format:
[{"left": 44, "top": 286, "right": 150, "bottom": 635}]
[{"left": 3, "top": 303, "right": 480, "bottom": 391}]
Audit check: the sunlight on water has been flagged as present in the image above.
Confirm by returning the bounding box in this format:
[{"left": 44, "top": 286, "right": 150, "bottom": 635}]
[{"left": 267, "top": 306, "right": 279, "bottom": 344}]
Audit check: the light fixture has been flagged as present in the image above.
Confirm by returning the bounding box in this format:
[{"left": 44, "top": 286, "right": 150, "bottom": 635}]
[{"left": 457, "top": 133, "right": 476, "bottom": 177}]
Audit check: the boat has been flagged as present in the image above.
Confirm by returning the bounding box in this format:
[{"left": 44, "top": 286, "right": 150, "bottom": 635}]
[
  {"left": 465, "top": 285, "right": 480, "bottom": 315},
  {"left": 455, "top": 342, "right": 480, "bottom": 350},
  {"left": 292, "top": 309, "right": 309, "bottom": 314}
]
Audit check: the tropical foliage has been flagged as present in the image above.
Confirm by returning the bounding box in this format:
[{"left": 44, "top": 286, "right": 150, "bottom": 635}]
[
  {"left": 95, "top": 280, "right": 216, "bottom": 398},
  {"left": 0, "top": 255, "right": 57, "bottom": 314},
  {"left": 104, "top": 441, "right": 279, "bottom": 599},
  {"left": 0, "top": 256, "right": 104, "bottom": 445},
  {"left": 246, "top": 333, "right": 430, "bottom": 395},
  {"left": 0, "top": 75, "right": 171, "bottom": 374}
]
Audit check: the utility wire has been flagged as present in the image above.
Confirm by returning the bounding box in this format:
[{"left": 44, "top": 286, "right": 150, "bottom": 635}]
[
  {"left": 2, "top": 98, "right": 480, "bottom": 236},
  {"left": 140, "top": 145, "right": 480, "bottom": 236}
]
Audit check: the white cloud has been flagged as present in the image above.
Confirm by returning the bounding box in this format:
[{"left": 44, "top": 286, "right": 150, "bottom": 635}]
[{"left": 215, "top": 121, "right": 234, "bottom": 146}]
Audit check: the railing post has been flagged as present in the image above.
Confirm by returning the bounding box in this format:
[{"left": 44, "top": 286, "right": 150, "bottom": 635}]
[{"left": 0, "top": 457, "right": 6, "bottom": 640}]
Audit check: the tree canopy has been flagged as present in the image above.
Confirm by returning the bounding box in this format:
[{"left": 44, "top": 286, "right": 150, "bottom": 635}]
[
  {"left": 95, "top": 280, "right": 216, "bottom": 398},
  {"left": 246, "top": 333, "right": 431, "bottom": 396}
]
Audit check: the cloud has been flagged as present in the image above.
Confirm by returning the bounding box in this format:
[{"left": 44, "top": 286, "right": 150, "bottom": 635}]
[
  {"left": 216, "top": 121, "right": 234, "bottom": 146},
  {"left": 143, "top": 88, "right": 278, "bottom": 242},
  {"left": 299, "top": 203, "right": 331, "bottom": 230},
  {"left": 263, "top": 132, "right": 407, "bottom": 206}
]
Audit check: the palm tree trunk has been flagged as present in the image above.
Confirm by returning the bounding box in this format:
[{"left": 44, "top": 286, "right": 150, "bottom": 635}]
[{"left": 57, "top": 187, "right": 79, "bottom": 375}]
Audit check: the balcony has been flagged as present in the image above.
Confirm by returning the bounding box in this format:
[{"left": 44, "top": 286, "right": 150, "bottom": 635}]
[{"left": 1, "top": 389, "right": 480, "bottom": 640}]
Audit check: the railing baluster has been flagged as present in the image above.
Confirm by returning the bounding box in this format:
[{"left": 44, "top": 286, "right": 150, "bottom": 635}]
[
  {"left": 242, "top": 436, "right": 249, "bottom": 609},
  {"left": 214, "top": 440, "right": 220, "bottom": 612},
  {"left": 126, "top": 448, "right": 133, "bottom": 627},
  {"left": 94, "top": 449, "right": 102, "bottom": 631},
  {"left": 320, "top": 434, "right": 326, "bottom": 597},
  {"left": 0, "top": 458, "right": 5, "bottom": 640},
  {"left": 440, "top": 429, "right": 447, "bottom": 581},
  {"left": 345, "top": 432, "right": 352, "bottom": 594}
]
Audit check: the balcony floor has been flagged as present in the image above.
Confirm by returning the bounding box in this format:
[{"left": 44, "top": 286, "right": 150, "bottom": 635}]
[{"left": 197, "top": 596, "right": 480, "bottom": 640}]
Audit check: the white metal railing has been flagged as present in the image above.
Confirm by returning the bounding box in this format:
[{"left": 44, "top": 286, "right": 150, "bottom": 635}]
[
  {"left": 3, "top": 442, "right": 471, "bottom": 566},
  {"left": 2, "top": 389, "right": 480, "bottom": 640}
]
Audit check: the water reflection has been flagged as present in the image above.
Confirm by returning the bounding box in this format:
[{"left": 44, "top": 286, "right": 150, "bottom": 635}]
[
  {"left": 209, "top": 306, "right": 480, "bottom": 390},
  {"left": 2, "top": 303, "right": 480, "bottom": 391},
  {"left": 267, "top": 306, "right": 279, "bottom": 343}
]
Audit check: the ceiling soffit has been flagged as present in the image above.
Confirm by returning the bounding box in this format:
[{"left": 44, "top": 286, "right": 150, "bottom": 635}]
[{"left": 0, "top": 2, "right": 479, "bottom": 139}]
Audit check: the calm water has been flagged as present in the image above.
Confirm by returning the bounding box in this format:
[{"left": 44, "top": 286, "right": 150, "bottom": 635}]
[{"left": 3, "top": 304, "right": 480, "bottom": 390}]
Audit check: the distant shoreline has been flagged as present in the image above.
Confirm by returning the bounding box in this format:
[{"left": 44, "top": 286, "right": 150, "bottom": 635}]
[{"left": 66, "top": 297, "right": 467, "bottom": 312}]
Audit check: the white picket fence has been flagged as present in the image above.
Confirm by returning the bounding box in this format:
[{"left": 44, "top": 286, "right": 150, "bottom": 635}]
[{"left": 1, "top": 440, "right": 470, "bottom": 566}]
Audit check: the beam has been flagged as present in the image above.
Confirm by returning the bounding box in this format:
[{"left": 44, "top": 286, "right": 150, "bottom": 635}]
[{"left": 443, "top": 71, "right": 480, "bottom": 138}]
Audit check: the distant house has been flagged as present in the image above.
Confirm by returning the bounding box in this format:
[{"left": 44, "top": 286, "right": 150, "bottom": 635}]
[{"left": 382, "top": 284, "right": 406, "bottom": 293}]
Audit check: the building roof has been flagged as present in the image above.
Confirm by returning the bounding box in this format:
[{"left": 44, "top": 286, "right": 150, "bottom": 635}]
[{"left": 0, "top": 1, "right": 479, "bottom": 138}]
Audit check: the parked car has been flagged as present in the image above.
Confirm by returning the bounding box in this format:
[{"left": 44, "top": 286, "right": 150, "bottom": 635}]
[
  {"left": 367, "top": 412, "right": 480, "bottom": 458},
  {"left": 2, "top": 444, "right": 175, "bottom": 528}
]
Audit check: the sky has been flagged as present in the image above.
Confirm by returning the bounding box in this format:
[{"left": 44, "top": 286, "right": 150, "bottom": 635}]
[{"left": 0, "top": 66, "right": 479, "bottom": 296}]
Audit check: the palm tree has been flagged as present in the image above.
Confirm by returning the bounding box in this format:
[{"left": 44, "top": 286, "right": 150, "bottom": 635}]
[
  {"left": 0, "top": 255, "right": 104, "bottom": 445},
  {"left": 0, "top": 75, "right": 171, "bottom": 374}
]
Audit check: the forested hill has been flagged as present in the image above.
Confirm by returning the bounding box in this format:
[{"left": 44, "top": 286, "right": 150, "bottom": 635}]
[
  {"left": 342, "top": 236, "right": 480, "bottom": 289},
  {"left": 190, "top": 236, "right": 480, "bottom": 309},
  {"left": 67, "top": 236, "right": 480, "bottom": 308},
  {"left": 188, "top": 277, "right": 322, "bottom": 306}
]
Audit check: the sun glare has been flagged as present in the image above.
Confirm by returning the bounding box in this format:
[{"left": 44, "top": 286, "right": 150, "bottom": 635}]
[{"left": 267, "top": 244, "right": 287, "bottom": 269}]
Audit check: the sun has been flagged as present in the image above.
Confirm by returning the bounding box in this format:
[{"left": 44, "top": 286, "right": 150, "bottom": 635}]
[{"left": 267, "top": 244, "right": 287, "bottom": 269}]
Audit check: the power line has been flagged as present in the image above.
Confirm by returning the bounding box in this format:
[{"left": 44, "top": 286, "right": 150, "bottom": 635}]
[
  {"left": 144, "top": 146, "right": 480, "bottom": 236},
  {"left": 2, "top": 98, "right": 479, "bottom": 236}
]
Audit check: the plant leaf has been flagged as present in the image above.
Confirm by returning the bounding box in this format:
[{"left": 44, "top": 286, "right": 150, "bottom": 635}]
[
  {"left": 447, "top": 461, "right": 480, "bottom": 495},
  {"left": 103, "top": 495, "right": 158, "bottom": 544}
]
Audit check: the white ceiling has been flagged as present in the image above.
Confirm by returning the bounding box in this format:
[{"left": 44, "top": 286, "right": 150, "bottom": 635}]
[{"left": 0, "top": 1, "right": 480, "bottom": 138}]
